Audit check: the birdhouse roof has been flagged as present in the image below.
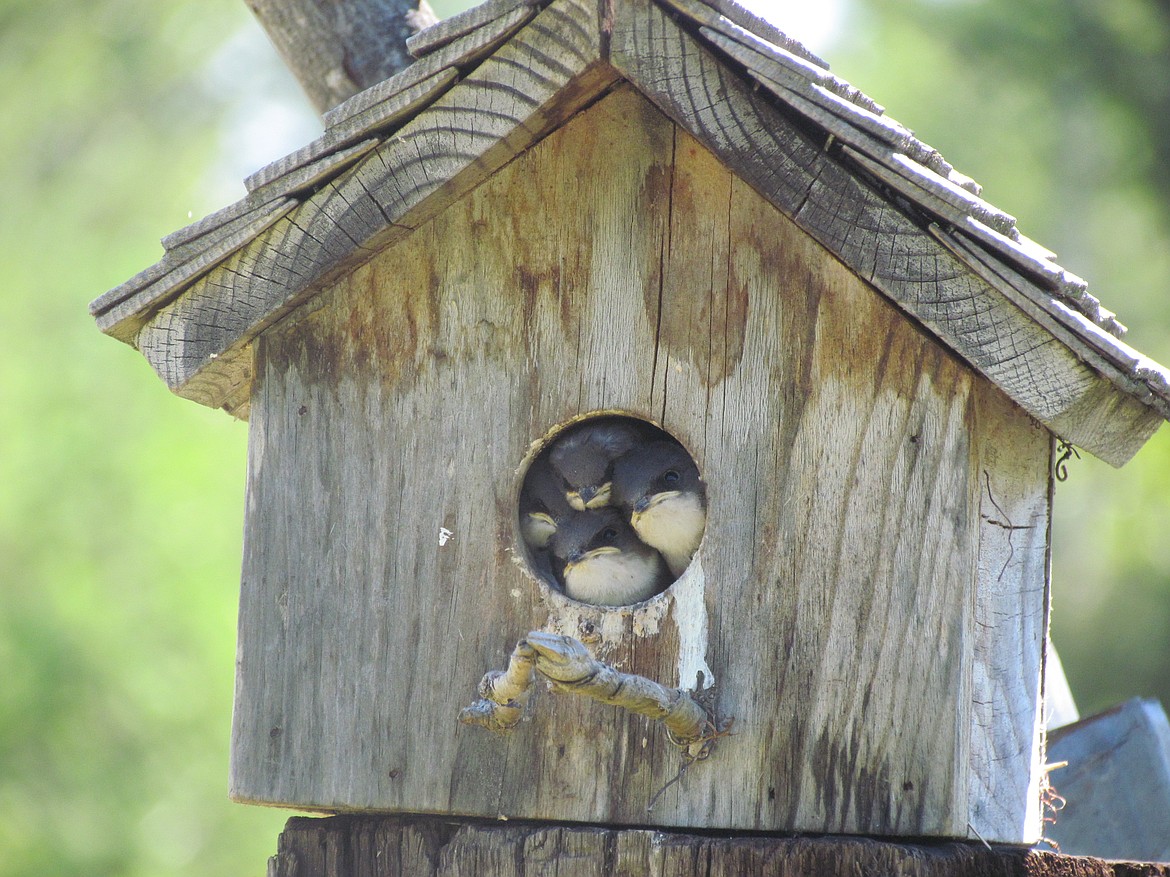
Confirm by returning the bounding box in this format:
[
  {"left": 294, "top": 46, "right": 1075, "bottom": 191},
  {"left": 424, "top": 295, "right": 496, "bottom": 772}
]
[{"left": 90, "top": 0, "right": 1170, "bottom": 466}]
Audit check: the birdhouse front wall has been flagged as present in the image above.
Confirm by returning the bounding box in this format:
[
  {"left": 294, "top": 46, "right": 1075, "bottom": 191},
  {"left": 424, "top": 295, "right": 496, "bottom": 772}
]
[{"left": 232, "top": 85, "right": 1050, "bottom": 841}]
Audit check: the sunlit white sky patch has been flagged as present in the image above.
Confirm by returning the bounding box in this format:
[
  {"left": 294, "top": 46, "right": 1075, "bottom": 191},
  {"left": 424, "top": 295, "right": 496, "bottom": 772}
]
[
  {"left": 199, "top": 27, "right": 323, "bottom": 209},
  {"left": 736, "top": 0, "right": 848, "bottom": 57}
]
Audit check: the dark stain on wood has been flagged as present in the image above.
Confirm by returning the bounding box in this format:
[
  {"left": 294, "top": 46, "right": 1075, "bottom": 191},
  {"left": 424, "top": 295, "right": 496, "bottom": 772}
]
[
  {"left": 264, "top": 236, "right": 444, "bottom": 398},
  {"left": 237, "top": 84, "right": 1045, "bottom": 840}
]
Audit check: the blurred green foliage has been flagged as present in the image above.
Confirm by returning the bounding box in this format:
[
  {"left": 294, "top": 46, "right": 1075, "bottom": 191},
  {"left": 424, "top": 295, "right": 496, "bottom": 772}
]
[
  {"left": 1, "top": 0, "right": 1168, "bottom": 874},
  {"left": 0, "top": 2, "right": 295, "bottom": 875}
]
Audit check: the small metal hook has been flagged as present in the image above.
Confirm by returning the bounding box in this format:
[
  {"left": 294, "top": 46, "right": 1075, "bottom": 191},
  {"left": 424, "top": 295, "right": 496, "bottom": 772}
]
[{"left": 1054, "top": 440, "right": 1080, "bottom": 482}]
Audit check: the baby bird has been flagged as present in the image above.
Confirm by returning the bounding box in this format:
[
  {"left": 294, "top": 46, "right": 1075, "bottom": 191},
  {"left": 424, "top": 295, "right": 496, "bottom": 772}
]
[
  {"left": 548, "top": 419, "right": 644, "bottom": 511},
  {"left": 611, "top": 440, "right": 706, "bottom": 578},
  {"left": 519, "top": 455, "right": 573, "bottom": 551},
  {"left": 549, "top": 507, "right": 672, "bottom": 606}
]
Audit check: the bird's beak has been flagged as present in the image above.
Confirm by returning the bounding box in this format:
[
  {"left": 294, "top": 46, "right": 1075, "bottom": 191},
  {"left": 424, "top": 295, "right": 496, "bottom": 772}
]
[
  {"left": 564, "top": 545, "right": 622, "bottom": 571},
  {"left": 567, "top": 483, "right": 612, "bottom": 511},
  {"left": 584, "top": 482, "right": 612, "bottom": 509},
  {"left": 631, "top": 490, "right": 681, "bottom": 522}
]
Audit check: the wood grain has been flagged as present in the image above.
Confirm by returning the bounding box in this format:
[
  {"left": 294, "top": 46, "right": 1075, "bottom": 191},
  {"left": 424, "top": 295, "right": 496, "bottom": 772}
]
[
  {"left": 241, "top": 63, "right": 456, "bottom": 201},
  {"left": 159, "top": 193, "right": 291, "bottom": 254},
  {"left": 244, "top": 139, "right": 378, "bottom": 197},
  {"left": 967, "top": 393, "right": 1050, "bottom": 841},
  {"left": 938, "top": 230, "right": 1158, "bottom": 402},
  {"left": 611, "top": 0, "right": 1162, "bottom": 466},
  {"left": 133, "top": 0, "right": 613, "bottom": 411},
  {"left": 656, "top": 0, "right": 831, "bottom": 73},
  {"left": 94, "top": 0, "right": 1170, "bottom": 461},
  {"left": 267, "top": 814, "right": 1170, "bottom": 876},
  {"left": 323, "top": 70, "right": 458, "bottom": 148},
  {"left": 841, "top": 146, "right": 1014, "bottom": 237},
  {"left": 320, "top": 6, "right": 537, "bottom": 129},
  {"left": 233, "top": 84, "right": 679, "bottom": 823},
  {"left": 91, "top": 197, "right": 296, "bottom": 343},
  {"left": 405, "top": 0, "right": 541, "bottom": 58},
  {"left": 232, "top": 86, "right": 1048, "bottom": 840}
]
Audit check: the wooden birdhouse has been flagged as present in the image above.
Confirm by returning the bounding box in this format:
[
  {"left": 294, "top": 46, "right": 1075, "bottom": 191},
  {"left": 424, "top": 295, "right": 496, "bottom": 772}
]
[{"left": 92, "top": 0, "right": 1170, "bottom": 850}]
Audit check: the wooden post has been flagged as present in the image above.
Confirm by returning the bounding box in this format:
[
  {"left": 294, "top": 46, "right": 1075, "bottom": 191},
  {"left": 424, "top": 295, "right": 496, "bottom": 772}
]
[{"left": 268, "top": 814, "right": 1170, "bottom": 876}]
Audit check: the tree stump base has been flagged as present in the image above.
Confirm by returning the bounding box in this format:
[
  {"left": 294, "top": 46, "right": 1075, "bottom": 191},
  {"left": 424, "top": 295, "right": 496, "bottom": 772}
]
[{"left": 268, "top": 814, "right": 1170, "bottom": 876}]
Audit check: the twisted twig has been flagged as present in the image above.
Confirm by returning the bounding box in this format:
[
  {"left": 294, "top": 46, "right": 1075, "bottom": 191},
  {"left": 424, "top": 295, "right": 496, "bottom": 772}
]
[{"left": 459, "top": 631, "right": 730, "bottom": 760}]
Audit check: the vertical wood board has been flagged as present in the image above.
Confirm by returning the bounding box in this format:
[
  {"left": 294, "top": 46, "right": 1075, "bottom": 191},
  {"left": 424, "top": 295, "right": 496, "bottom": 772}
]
[
  {"left": 967, "top": 399, "right": 1050, "bottom": 841},
  {"left": 233, "top": 86, "right": 1047, "bottom": 839}
]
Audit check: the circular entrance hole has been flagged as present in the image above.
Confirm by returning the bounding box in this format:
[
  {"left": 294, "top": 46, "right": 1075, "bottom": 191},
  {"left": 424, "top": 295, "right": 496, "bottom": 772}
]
[{"left": 518, "top": 414, "right": 706, "bottom": 607}]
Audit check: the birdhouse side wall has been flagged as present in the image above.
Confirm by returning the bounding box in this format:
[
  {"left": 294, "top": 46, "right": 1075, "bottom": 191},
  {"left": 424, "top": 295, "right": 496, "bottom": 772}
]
[{"left": 230, "top": 85, "right": 1049, "bottom": 842}]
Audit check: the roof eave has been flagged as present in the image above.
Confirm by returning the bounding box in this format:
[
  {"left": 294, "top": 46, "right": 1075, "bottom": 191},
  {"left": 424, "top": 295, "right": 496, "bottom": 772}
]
[
  {"left": 91, "top": 0, "right": 1170, "bottom": 463},
  {"left": 94, "top": 0, "right": 616, "bottom": 416}
]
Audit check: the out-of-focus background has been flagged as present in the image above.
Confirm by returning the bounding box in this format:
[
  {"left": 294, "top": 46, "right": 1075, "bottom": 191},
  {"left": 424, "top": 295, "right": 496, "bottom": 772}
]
[{"left": 2, "top": 0, "right": 1167, "bottom": 874}]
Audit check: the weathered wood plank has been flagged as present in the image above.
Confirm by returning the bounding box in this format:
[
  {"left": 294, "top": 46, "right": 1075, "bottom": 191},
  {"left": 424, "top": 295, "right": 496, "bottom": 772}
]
[
  {"left": 133, "top": 0, "right": 614, "bottom": 410},
  {"left": 933, "top": 230, "right": 1170, "bottom": 448},
  {"left": 90, "top": 197, "right": 296, "bottom": 343},
  {"left": 660, "top": 0, "right": 881, "bottom": 126},
  {"left": 935, "top": 231, "right": 1137, "bottom": 376},
  {"left": 724, "top": 39, "right": 913, "bottom": 150},
  {"left": 160, "top": 193, "right": 288, "bottom": 253},
  {"left": 649, "top": 123, "right": 734, "bottom": 433},
  {"left": 842, "top": 147, "right": 1014, "bottom": 237},
  {"left": 967, "top": 398, "right": 1050, "bottom": 842},
  {"left": 610, "top": 0, "right": 1161, "bottom": 467},
  {"left": 233, "top": 86, "right": 685, "bottom": 824},
  {"left": 405, "top": 0, "right": 543, "bottom": 58},
  {"left": 268, "top": 814, "right": 1170, "bottom": 876},
  {"left": 695, "top": 24, "right": 976, "bottom": 189},
  {"left": 652, "top": 131, "right": 1035, "bottom": 836},
  {"left": 710, "top": 172, "right": 983, "bottom": 837},
  {"left": 742, "top": 66, "right": 992, "bottom": 228},
  {"left": 232, "top": 87, "right": 1048, "bottom": 840},
  {"left": 656, "top": 0, "right": 831, "bottom": 72},
  {"left": 1046, "top": 698, "right": 1170, "bottom": 860},
  {"left": 322, "top": 5, "right": 540, "bottom": 130},
  {"left": 94, "top": 0, "right": 1169, "bottom": 460},
  {"left": 322, "top": 69, "right": 458, "bottom": 148},
  {"left": 699, "top": 18, "right": 1133, "bottom": 345},
  {"left": 91, "top": 196, "right": 291, "bottom": 325},
  {"left": 244, "top": 138, "right": 379, "bottom": 198},
  {"left": 944, "top": 220, "right": 1127, "bottom": 337}
]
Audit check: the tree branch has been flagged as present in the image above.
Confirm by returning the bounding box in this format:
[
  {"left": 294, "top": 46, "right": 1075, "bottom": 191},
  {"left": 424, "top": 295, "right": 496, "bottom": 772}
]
[{"left": 244, "top": 0, "right": 431, "bottom": 115}]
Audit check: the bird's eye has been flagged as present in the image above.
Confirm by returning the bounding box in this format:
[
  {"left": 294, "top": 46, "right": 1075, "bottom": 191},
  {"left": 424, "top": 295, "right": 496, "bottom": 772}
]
[
  {"left": 602, "top": 527, "right": 619, "bottom": 541},
  {"left": 664, "top": 469, "right": 680, "bottom": 484}
]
